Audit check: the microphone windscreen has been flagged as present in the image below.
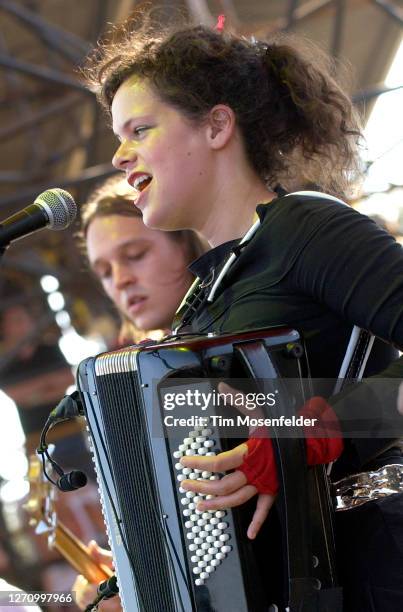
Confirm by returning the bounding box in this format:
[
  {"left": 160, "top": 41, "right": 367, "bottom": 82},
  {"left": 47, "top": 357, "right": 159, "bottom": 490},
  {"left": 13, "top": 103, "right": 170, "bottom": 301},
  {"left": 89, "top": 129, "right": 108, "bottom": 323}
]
[
  {"left": 58, "top": 470, "right": 88, "bottom": 491},
  {"left": 35, "top": 188, "right": 77, "bottom": 230}
]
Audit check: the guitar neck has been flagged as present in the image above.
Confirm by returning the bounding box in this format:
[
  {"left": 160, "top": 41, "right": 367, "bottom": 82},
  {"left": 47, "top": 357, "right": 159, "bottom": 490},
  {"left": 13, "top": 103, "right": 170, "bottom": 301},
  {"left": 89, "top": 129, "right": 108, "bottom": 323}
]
[{"left": 52, "top": 521, "right": 113, "bottom": 584}]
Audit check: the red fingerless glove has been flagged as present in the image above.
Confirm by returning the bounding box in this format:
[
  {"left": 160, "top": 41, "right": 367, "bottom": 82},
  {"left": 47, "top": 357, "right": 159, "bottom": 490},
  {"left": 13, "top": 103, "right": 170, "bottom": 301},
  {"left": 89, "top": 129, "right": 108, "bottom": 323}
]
[
  {"left": 300, "top": 396, "right": 344, "bottom": 465},
  {"left": 239, "top": 434, "right": 279, "bottom": 495},
  {"left": 238, "top": 398, "right": 344, "bottom": 493}
]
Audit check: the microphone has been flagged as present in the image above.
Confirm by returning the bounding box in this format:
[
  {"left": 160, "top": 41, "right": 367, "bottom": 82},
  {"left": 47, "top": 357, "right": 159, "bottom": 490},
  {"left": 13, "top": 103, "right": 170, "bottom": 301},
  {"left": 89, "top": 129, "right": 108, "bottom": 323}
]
[
  {"left": 37, "top": 390, "right": 87, "bottom": 493},
  {"left": 57, "top": 470, "right": 88, "bottom": 492},
  {"left": 47, "top": 390, "right": 84, "bottom": 424},
  {"left": 0, "top": 188, "right": 77, "bottom": 248}
]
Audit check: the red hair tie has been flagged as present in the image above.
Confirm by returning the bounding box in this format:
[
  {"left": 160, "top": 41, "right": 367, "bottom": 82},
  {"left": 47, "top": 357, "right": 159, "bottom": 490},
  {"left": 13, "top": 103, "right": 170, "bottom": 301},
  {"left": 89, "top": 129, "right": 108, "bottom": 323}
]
[{"left": 215, "top": 14, "right": 225, "bottom": 33}]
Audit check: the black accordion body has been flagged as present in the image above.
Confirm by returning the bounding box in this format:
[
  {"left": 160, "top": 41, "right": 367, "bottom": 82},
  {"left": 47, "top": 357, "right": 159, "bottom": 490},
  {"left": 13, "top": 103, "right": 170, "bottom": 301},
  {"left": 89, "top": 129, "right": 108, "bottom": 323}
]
[{"left": 77, "top": 327, "right": 342, "bottom": 612}]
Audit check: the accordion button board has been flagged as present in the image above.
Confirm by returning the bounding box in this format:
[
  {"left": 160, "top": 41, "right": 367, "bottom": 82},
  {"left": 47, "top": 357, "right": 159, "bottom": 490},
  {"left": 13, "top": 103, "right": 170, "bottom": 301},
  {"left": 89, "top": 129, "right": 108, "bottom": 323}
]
[{"left": 77, "top": 327, "right": 341, "bottom": 612}]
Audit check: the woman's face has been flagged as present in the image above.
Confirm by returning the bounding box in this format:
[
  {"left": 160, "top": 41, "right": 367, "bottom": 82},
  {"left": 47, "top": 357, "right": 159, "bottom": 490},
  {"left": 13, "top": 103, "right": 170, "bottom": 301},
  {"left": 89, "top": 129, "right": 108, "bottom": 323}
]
[
  {"left": 86, "top": 214, "right": 192, "bottom": 332},
  {"left": 111, "top": 78, "right": 213, "bottom": 232}
]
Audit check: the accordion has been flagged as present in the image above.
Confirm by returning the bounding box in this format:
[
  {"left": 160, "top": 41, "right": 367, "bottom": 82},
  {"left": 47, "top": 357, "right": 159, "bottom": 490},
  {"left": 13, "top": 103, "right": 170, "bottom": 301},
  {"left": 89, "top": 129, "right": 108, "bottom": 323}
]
[{"left": 77, "top": 327, "right": 342, "bottom": 612}]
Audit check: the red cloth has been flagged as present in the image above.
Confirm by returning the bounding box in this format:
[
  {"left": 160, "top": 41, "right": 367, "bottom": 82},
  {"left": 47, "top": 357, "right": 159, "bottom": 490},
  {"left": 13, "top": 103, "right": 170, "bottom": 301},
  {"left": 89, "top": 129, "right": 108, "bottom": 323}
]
[{"left": 238, "top": 397, "right": 343, "bottom": 494}]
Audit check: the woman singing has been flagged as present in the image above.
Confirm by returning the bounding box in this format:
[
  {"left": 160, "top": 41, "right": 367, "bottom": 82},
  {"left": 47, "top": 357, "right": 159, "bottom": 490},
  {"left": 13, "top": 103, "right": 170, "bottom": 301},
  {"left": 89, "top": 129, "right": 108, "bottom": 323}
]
[{"left": 84, "top": 15, "right": 403, "bottom": 610}]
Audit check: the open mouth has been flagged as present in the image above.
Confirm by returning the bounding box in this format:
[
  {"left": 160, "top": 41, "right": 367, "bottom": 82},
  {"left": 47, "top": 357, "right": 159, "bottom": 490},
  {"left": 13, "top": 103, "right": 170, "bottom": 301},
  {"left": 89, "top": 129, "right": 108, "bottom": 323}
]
[
  {"left": 129, "top": 296, "right": 146, "bottom": 306},
  {"left": 133, "top": 175, "right": 152, "bottom": 192},
  {"left": 128, "top": 296, "right": 147, "bottom": 313}
]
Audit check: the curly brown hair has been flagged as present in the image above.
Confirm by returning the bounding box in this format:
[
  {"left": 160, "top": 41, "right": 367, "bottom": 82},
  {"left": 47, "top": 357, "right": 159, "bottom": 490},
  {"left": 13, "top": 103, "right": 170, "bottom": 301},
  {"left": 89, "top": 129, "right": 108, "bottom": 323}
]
[{"left": 84, "top": 14, "right": 363, "bottom": 198}]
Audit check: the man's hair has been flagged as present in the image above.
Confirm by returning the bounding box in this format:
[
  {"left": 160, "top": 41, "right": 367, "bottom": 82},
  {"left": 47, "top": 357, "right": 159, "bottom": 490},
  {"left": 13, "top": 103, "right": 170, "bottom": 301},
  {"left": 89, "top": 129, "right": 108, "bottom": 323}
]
[{"left": 79, "top": 174, "right": 206, "bottom": 342}]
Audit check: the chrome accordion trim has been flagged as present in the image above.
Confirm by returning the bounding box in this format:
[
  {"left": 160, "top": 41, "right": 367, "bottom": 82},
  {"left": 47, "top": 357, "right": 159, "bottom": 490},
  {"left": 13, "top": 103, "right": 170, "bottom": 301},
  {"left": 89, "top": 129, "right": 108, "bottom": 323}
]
[
  {"left": 334, "top": 463, "right": 403, "bottom": 511},
  {"left": 95, "top": 348, "right": 139, "bottom": 376}
]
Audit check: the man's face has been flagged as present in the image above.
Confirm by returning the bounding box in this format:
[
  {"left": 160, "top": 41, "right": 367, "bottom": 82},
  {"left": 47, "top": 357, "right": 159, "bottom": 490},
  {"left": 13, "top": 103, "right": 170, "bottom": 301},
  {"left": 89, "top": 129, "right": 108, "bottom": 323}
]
[{"left": 86, "top": 214, "right": 192, "bottom": 332}]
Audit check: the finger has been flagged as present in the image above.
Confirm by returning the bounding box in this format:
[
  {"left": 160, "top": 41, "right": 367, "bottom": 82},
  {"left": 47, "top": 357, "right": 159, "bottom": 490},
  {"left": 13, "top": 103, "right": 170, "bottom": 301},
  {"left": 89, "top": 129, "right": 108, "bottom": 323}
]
[
  {"left": 247, "top": 493, "right": 276, "bottom": 540},
  {"left": 87, "top": 541, "right": 114, "bottom": 566},
  {"left": 180, "top": 443, "right": 248, "bottom": 472},
  {"left": 182, "top": 470, "right": 247, "bottom": 496},
  {"left": 72, "top": 576, "right": 97, "bottom": 609},
  {"left": 195, "top": 484, "right": 257, "bottom": 512},
  {"left": 100, "top": 597, "right": 123, "bottom": 612}
]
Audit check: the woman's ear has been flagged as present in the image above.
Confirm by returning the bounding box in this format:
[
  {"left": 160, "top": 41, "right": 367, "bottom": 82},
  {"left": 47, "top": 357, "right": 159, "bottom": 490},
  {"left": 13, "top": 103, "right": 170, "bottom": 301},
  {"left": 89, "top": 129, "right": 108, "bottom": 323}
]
[{"left": 206, "top": 105, "right": 236, "bottom": 149}]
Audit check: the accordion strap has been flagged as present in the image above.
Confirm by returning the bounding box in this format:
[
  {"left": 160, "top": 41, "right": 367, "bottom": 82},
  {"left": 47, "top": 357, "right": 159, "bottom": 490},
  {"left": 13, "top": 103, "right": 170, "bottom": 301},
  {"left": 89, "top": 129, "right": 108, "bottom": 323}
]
[{"left": 334, "top": 326, "right": 375, "bottom": 394}]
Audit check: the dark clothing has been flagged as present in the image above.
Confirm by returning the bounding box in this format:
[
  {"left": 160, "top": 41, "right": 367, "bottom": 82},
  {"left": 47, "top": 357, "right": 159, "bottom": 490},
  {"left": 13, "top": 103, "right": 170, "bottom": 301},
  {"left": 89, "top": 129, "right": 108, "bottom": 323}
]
[
  {"left": 186, "top": 192, "right": 403, "bottom": 468},
  {"left": 181, "top": 191, "right": 403, "bottom": 611}
]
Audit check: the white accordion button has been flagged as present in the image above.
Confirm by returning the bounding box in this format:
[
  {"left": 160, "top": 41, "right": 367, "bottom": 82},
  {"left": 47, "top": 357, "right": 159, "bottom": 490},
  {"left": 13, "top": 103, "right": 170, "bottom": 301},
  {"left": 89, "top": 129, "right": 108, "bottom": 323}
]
[{"left": 175, "top": 425, "right": 233, "bottom": 586}]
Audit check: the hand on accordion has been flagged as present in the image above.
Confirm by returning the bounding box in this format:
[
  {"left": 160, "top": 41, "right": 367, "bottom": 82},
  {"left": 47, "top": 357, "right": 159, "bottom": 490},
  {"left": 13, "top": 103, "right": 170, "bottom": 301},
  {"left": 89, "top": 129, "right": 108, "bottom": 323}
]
[{"left": 180, "top": 384, "right": 343, "bottom": 540}]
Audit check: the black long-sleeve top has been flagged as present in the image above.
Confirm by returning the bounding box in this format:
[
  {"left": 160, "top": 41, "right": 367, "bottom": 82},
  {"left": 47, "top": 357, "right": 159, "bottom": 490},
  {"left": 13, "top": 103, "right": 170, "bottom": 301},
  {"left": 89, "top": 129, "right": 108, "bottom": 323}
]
[{"left": 183, "top": 191, "right": 403, "bottom": 477}]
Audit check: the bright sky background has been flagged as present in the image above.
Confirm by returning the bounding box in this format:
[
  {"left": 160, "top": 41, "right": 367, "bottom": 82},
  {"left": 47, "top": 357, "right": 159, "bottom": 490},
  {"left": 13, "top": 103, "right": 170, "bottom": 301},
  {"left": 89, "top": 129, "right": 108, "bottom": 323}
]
[{"left": 358, "top": 37, "right": 403, "bottom": 223}]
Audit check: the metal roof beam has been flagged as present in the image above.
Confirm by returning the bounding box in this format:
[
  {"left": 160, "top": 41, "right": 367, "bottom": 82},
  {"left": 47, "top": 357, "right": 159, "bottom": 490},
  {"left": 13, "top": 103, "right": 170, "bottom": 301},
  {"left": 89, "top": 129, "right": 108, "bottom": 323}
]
[
  {"left": 0, "top": 54, "right": 92, "bottom": 93},
  {"left": 353, "top": 83, "right": 403, "bottom": 103},
  {"left": 331, "top": 0, "right": 346, "bottom": 59},
  {"left": 285, "top": 0, "right": 300, "bottom": 30},
  {"left": 371, "top": 0, "right": 403, "bottom": 27},
  {"left": 0, "top": 0, "right": 91, "bottom": 63},
  {"left": 0, "top": 94, "right": 83, "bottom": 141},
  {"left": 0, "top": 164, "right": 118, "bottom": 208}
]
